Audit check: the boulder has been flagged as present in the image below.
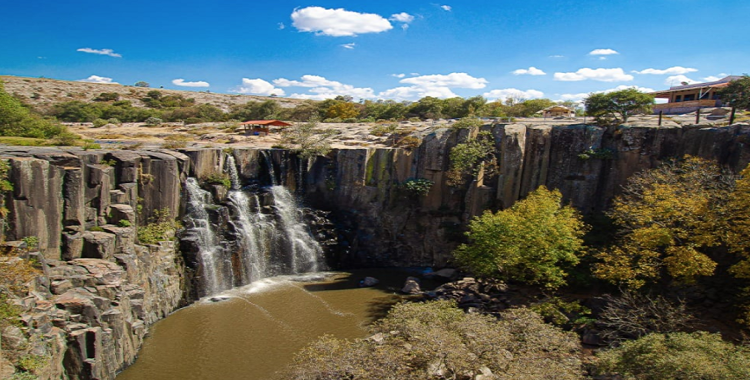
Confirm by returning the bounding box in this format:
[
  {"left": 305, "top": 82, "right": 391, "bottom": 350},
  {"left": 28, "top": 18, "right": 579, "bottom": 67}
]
[
  {"left": 401, "top": 277, "right": 422, "bottom": 294},
  {"left": 359, "top": 277, "right": 379, "bottom": 287},
  {"left": 81, "top": 232, "right": 116, "bottom": 260}
]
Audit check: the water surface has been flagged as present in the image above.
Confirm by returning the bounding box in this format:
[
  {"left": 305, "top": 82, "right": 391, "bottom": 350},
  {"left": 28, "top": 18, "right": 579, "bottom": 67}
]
[{"left": 117, "top": 269, "right": 411, "bottom": 380}]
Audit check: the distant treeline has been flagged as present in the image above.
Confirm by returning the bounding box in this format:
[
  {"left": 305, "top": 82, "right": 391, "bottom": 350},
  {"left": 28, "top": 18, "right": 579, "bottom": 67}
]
[{"left": 41, "top": 90, "right": 582, "bottom": 124}]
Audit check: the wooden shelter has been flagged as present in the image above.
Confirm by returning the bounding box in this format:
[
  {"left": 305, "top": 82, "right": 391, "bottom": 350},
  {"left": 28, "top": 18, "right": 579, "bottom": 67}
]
[
  {"left": 540, "top": 105, "right": 575, "bottom": 118},
  {"left": 239, "top": 120, "right": 292, "bottom": 136},
  {"left": 649, "top": 76, "right": 741, "bottom": 115}
]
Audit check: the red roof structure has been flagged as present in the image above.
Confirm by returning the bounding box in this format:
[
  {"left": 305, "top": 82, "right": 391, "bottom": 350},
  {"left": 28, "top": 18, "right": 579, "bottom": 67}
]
[{"left": 239, "top": 120, "right": 292, "bottom": 127}]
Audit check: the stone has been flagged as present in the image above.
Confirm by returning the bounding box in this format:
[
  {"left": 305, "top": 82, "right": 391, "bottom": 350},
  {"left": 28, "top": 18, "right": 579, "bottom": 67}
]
[
  {"left": 401, "top": 277, "right": 422, "bottom": 294},
  {"left": 81, "top": 232, "right": 116, "bottom": 260},
  {"left": 108, "top": 204, "right": 136, "bottom": 226},
  {"left": 360, "top": 277, "right": 379, "bottom": 287},
  {"left": 429, "top": 268, "right": 458, "bottom": 281},
  {"left": 2, "top": 325, "right": 27, "bottom": 350}
]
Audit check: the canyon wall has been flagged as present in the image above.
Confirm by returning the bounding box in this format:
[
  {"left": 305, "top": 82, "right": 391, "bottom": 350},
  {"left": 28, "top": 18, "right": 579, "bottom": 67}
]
[{"left": 0, "top": 122, "right": 748, "bottom": 378}]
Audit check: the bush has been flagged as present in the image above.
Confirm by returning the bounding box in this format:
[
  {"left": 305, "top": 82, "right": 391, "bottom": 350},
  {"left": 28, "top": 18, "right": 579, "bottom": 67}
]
[
  {"left": 202, "top": 172, "right": 231, "bottom": 188},
  {"left": 92, "top": 118, "right": 108, "bottom": 128},
  {"left": 598, "top": 292, "right": 695, "bottom": 342},
  {"left": 93, "top": 92, "right": 120, "bottom": 102},
  {"left": 400, "top": 178, "right": 433, "bottom": 196},
  {"left": 446, "top": 131, "right": 497, "bottom": 186},
  {"left": 144, "top": 117, "right": 163, "bottom": 126},
  {"left": 107, "top": 118, "right": 122, "bottom": 125},
  {"left": 161, "top": 135, "right": 191, "bottom": 149},
  {"left": 455, "top": 186, "right": 588, "bottom": 289},
  {"left": 285, "top": 301, "right": 583, "bottom": 380},
  {"left": 450, "top": 116, "right": 483, "bottom": 131},
  {"left": 137, "top": 208, "right": 179, "bottom": 245},
  {"left": 595, "top": 332, "right": 750, "bottom": 380}
]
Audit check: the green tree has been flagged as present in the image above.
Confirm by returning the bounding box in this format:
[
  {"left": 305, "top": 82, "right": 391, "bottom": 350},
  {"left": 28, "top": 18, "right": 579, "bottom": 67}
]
[
  {"left": 718, "top": 75, "right": 750, "bottom": 110},
  {"left": 584, "top": 88, "right": 654, "bottom": 125},
  {"left": 134, "top": 81, "right": 150, "bottom": 87},
  {"left": 408, "top": 96, "right": 444, "bottom": 119},
  {"left": 0, "top": 81, "right": 68, "bottom": 138},
  {"left": 446, "top": 131, "right": 497, "bottom": 186},
  {"left": 455, "top": 186, "right": 589, "bottom": 289},
  {"left": 594, "top": 156, "right": 732, "bottom": 289}
]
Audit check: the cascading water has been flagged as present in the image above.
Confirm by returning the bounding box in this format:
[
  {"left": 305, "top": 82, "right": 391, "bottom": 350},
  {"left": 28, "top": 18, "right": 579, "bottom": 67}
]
[
  {"left": 187, "top": 154, "right": 326, "bottom": 297},
  {"left": 184, "top": 178, "right": 226, "bottom": 295}
]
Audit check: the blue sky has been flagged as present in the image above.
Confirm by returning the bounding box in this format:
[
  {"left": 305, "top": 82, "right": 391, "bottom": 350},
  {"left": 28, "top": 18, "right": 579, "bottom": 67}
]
[{"left": 2, "top": 0, "right": 748, "bottom": 102}]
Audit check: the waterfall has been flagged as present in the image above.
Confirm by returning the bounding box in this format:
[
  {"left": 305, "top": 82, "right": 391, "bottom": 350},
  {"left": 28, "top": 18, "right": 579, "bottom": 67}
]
[
  {"left": 261, "top": 151, "right": 277, "bottom": 186},
  {"left": 184, "top": 178, "right": 226, "bottom": 295},
  {"left": 187, "top": 153, "right": 326, "bottom": 297}
]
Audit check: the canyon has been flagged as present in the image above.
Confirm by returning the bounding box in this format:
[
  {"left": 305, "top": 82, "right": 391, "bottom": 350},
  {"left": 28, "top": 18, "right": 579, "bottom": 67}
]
[{"left": 1, "top": 121, "right": 749, "bottom": 379}]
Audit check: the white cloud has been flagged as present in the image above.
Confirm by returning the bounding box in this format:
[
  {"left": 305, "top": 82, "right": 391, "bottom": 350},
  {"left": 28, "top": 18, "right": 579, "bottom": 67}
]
[
  {"left": 77, "top": 48, "right": 122, "bottom": 58},
  {"left": 390, "top": 12, "right": 414, "bottom": 23},
  {"left": 554, "top": 68, "right": 633, "bottom": 82},
  {"left": 557, "top": 93, "right": 589, "bottom": 102},
  {"left": 589, "top": 48, "right": 619, "bottom": 56},
  {"left": 441, "top": 5, "right": 452, "bottom": 11},
  {"left": 549, "top": 55, "right": 565, "bottom": 58},
  {"left": 291, "top": 6, "right": 392, "bottom": 37},
  {"left": 233, "top": 78, "right": 286, "bottom": 96},
  {"left": 483, "top": 88, "right": 544, "bottom": 102},
  {"left": 77, "top": 75, "right": 118, "bottom": 84},
  {"left": 512, "top": 66, "right": 546, "bottom": 76},
  {"left": 341, "top": 43, "right": 356, "bottom": 49},
  {"left": 665, "top": 75, "right": 698, "bottom": 86},
  {"left": 603, "top": 85, "right": 655, "bottom": 93},
  {"left": 278, "top": 22, "right": 286, "bottom": 30},
  {"left": 634, "top": 66, "right": 698, "bottom": 75},
  {"left": 400, "top": 72, "right": 487, "bottom": 89},
  {"left": 275, "top": 75, "right": 375, "bottom": 100},
  {"left": 378, "top": 86, "right": 457, "bottom": 101},
  {"left": 392, "top": 73, "right": 406, "bottom": 78},
  {"left": 172, "top": 79, "right": 210, "bottom": 88}
]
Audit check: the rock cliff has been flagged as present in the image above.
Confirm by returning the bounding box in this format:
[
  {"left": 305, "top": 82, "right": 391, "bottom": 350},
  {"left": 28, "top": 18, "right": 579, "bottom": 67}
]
[{"left": 0, "top": 122, "right": 748, "bottom": 378}]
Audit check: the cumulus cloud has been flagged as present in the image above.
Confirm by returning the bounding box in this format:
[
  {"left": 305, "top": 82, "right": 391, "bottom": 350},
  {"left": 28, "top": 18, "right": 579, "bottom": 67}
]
[
  {"left": 392, "top": 73, "right": 406, "bottom": 78},
  {"left": 401, "top": 72, "right": 487, "bottom": 89},
  {"left": 341, "top": 43, "right": 356, "bottom": 49},
  {"left": 557, "top": 93, "right": 589, "bottom": 102},
  {"left": 512, "top": 67, "right": 546, "bottom": 76},
  {"left": 233, "top": 78, "right": 285, "bottom": 96},
  {"left": 634, "top": 66, "right": 698, "bottom": 75},
  {"left": 603, "top": 85, "right": 655, "bottom": 93},
  {"left": 554, "top": 68, "right": 633, "bottom": 82},
  {"left": 77, "top": 75, "right": 118, "bottom": 84},
  {"left": 77, "top": 48, "right": 121, "bottom": 57},
  {"left": 291, "top": 6, "right": 392, "bottom": 37},
  {"left": 483, "top": 88, "right": 544, "bottom": 102},
  {"left": 441, "top": 5, "right": 452, "bottom": 11},
  {"left": 390, "top": 12, "right": 414, "bottom": 23},
  {"left": 588, "top": 48, "right": 619, "bottom": 56},
  {"left": 665, "top": 75, "right": 698, "bottom": 86},
  {"left": 172, "top": 79, "right": 210, "bottom": 88},
  {"left": 278, "top": 22, "right": 286, "bottom": 30},
  {"left": 704, "top": 73, "right": 727, "bottom": 82},
  {"left": 275, "top": 75, "right": 375, "bottom": 100},
  {"left": 558, "top": 85, "right": 656, "bottom": 103}
]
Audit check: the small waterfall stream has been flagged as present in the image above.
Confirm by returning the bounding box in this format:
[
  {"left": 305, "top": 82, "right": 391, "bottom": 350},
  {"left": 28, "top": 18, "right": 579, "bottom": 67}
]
[{"left": 184, "top": 154, "right": 325, "bottom": 297}]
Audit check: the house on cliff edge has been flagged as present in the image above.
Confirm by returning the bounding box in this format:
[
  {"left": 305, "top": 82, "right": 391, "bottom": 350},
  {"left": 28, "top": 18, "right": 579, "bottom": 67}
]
[{"left": 649, "top": 75, "right": 742, "bottom": 115}]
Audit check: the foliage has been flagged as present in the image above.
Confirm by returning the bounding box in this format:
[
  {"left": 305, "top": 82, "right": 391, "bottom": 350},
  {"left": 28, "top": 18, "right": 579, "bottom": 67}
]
[
  {"left": 394, "top": 135, "right": 421, "bottom": 150},
  {"left": 0, "top": 246, "right": 43, "bottom": 297},
  {"left": 142, "top": 93, "right": 195, "bottom": 109},
  {"left": 144, "top": 116, "right": 163, "bottom": 126},
  {"left": 369, "top": 123, "right": 398, "bottom": 136},
  {"left": 584, "top": 88, "right": 654, "bottom": 125},
  {"left": 0, "top": 81, "right": 70, "bottom": 139},
  {"left": 530, "top": 296, "right": 593, "bottom": 328},
  {"left": 0, "top": 137, "right": 49, "bottom": 146},
  {"left": 93, "top": 92, "right": 120, "bottom": 102},
  {"left": 718, "top": 75, "right": 750, "bottom": 111},
  {"left": 455, "top": 186, "right": 589, "bottom": 289},
  {"left": 285, "top": 301, "right": 582, "bottom": 380},
  {"left": 595, "top": 332, "right": 750, "bottom": 380},
  {"left": 449, "top": 116, "right": 483, "bottom": 131},
  {"left": 137, "top": 208, "right": 179, "bottom": 245},
  {"left": 597, "top": 292, "right": 694, "bottom": 343},
  {"left": 577, "top": 148, "right": 613, "bottom": 160},
  {"left": 0, "top": 160, "right": 13, "bottom": 227},
  {"left": 92, "top": 118, "right": 108, "bottom": 128},
  {"left": 594, "top": 156, "right": 733, "bottom": 289},
  {"left": 400, "top": 178, "right": 434, "bottom": 196},
  {"left": 134, "top": 81, "right": 150, "bottom": 87},
  {"left": 229, "top": 100, "right": 280, "bottom": 121},
  {"left": 18, "top": 354, "right": 47, "bottom": 374},
  {"left": 0, "top": 293, "right": 22, "bottom": 329},
  {"left": 51, "top": 100, "right": 161, "bottom": 123},
  {"left": 117, "top": 219, "right": 132, "bottom": 227},
  {"left": 202, "top": 172, "right": 231, "bottom": 188},
  {"left": 446, "top": 131, "right": 497, "bottom": 186},
  {"left": 21, "top": 236, "right": 38, "bottom": 251},
  {"left": 324, "top": 101, "right": 359, "bottom": 120},
  {"left": 281, "top": 115, "right": 337, "bottom": 160}
]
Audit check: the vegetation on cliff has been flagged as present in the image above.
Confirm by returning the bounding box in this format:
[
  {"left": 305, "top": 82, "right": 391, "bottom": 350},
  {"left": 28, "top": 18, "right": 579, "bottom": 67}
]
[
  {"left": 584, "top": 88, "right": 654, "bottom": 125},
  {"left": 0, "top": 81, "right": 75, "bottom": 141}
]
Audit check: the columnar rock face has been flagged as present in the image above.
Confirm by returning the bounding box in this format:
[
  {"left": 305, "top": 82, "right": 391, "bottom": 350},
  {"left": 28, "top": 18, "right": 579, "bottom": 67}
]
[{"left": 0, "top": 123, "right": 749, "bottom": 379}]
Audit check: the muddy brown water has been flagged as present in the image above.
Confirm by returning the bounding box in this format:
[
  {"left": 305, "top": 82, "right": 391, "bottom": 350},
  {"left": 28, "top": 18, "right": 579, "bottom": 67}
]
[{"left": 116, "top": 269, "right": 428, "bottom": 380}]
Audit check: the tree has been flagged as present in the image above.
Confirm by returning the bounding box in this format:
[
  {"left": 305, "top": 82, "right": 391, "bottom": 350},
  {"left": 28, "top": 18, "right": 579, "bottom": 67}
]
[
  {"left": 726, "top": 163, "right": 750, "bottom": 278},
  {"left": 285, "top": 301, "right": 583, "bottom": 380},
  {"left": 718, "top": 75, "right": 750, "bottom": 110},
  {"left": 584, "top": 88, "right": 654, "bottom": 125},
  {"left": 134, "top": 81, "right": 150, "bottom": 87},
  {"left": 446, "top": 131, "right": 497, "bottom": 186},
  {"left": 594, "top": 156, "right": 733, "bottom": 289},
  {"left": 281, "top": 114, "right": 338, "bottom": 160},
  {"left": 324, "top": 101, "right": 359, "bottom": 120},
  {"left": 0, "top": 81, "right": 68, "bottom": 138},
  {"left": 455, "top": 186, "right": 588, "bottom": 289}
]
